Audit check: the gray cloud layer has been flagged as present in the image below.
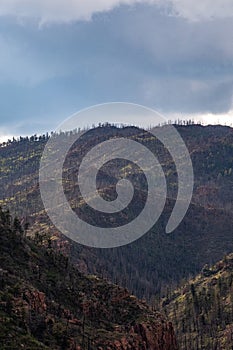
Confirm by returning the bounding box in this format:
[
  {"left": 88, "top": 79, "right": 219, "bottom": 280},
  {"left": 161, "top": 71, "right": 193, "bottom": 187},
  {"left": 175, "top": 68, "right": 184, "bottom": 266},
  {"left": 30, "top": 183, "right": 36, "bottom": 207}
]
[
  {"left": 0, "top": 2, "right": 232, "bottom": 136},
  {"left": 0, "top": 0, "right": 233, "bottom": 23}
]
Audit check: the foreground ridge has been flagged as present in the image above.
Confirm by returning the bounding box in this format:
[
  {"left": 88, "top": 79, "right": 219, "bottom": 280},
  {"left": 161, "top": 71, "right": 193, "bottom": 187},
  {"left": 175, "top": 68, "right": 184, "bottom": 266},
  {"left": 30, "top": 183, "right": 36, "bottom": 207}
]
[{"left": 0, "top": 208, "right": 177, "bottom": 349}]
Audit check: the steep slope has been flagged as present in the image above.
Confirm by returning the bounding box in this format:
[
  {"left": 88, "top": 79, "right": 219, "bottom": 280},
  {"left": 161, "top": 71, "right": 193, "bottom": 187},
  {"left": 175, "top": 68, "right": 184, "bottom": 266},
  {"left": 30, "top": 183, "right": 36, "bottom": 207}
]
[
  {"left": 0, "top": 124, "right": 232, "bottom": 300},
  {"left": 162, "top": 253, "right": 233, "bottom": 350},
  {"left": 0, "top": 207, "right": 177, "bottom": 350}
]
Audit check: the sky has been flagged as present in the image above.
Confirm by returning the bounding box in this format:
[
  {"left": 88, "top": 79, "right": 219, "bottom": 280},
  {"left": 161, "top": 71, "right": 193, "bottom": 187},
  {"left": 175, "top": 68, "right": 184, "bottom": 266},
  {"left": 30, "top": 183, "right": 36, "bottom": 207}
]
[{"left": 0, "top": 0, "right": 233, "bottom": 141}]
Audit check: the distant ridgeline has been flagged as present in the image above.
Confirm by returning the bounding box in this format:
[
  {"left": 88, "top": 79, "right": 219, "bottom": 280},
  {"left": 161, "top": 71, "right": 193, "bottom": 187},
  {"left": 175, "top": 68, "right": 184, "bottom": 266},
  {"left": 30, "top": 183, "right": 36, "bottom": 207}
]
[{"left": 0, "top": 123, "right": 232, "bottom": 301}]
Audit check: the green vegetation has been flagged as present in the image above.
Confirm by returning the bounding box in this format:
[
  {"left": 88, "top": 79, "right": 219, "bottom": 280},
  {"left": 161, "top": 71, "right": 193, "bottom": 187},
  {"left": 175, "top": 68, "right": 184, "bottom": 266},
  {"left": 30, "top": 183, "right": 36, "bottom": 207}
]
[{"left": 162, "top": 254, "right": 233, "bottom": 349}]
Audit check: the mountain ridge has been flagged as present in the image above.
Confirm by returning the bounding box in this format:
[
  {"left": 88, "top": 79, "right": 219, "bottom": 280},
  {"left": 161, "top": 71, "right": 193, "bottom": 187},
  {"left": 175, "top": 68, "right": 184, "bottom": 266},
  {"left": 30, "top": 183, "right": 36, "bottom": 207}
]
[{"left": 0, "top": 124, "right": 232, "bottom": 300}]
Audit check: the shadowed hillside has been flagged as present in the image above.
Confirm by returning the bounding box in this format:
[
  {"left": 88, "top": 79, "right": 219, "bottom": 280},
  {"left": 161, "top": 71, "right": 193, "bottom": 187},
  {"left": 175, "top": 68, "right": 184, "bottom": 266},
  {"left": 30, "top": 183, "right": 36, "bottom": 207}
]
[{"left": 0, "top": 207, "right": 177, "bottom": 349}]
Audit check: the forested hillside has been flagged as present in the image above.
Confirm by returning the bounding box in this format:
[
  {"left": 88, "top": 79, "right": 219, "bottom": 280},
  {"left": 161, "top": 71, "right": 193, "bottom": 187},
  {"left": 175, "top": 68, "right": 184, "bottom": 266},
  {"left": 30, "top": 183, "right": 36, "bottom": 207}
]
[
  {"left": 162, "top": 253, "right": 233, "bottom": 350},
  {"left": 0, "top": 124, "right": 232, "bottom": 300}
]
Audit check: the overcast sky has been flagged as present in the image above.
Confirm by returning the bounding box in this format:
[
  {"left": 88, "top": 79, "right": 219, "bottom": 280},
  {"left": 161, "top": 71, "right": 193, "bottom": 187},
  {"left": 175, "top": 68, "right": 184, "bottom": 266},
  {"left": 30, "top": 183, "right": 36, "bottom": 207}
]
[{"left": 0, "top": 0, "right": 232, "bottom": 140}]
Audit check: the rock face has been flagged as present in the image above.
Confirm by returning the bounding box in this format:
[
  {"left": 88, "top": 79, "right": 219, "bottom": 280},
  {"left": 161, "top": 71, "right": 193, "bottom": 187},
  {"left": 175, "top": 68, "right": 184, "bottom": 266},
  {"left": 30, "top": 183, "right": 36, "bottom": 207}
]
[
  {"left": 0, "top": 208, "right": 177, "bottom": 349},
  {"left": 101, "top": 321, "right": 178, "bottom": 350},
  {"left": 132, "top": 322, "right": 177, "bottom": 350}
]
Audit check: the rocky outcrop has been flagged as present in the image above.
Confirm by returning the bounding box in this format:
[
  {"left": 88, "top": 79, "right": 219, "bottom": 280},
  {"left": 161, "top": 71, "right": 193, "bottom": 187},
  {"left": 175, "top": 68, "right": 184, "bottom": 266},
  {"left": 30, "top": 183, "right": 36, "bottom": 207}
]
[
  {"left": 96, "top": 319, "right": 177, "bottom": 350},
  {"left": 0, "top": 207, "right": 177, "bottom": 350},
  {"left": 132, "top": 321, "right": 177, "bottom": 350}
]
